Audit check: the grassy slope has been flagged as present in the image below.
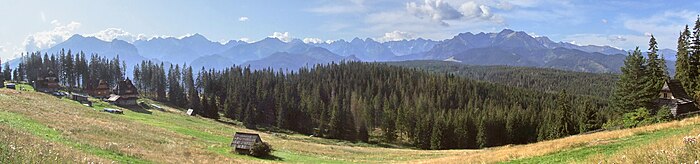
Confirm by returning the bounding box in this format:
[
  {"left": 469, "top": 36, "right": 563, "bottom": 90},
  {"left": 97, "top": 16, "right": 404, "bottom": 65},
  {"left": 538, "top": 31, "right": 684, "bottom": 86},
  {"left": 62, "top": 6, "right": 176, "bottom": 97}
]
[{"left": 0, "top": 87, "right": 699, "bottom": 163}]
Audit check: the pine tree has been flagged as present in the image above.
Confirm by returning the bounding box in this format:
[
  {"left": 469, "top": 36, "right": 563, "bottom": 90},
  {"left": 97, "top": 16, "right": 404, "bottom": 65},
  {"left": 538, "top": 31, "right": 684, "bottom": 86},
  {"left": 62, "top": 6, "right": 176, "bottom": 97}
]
[
  {"left": 646, "top": 34, "right": 667, "bottom": 90},
  {"left": 676, "top": 25, "right": 692, "bottom": 92},
  {"left": 184, "top": 66, "right": 200, "bottom": 111},
  {"left": 612, "top": 47, "right": 655, "bottom": 114},
  {"left": 0, "top": 58, "right": 4, "bottom": 87},
  {"left": 3, "top": 62, "right": 11, "bottom": 82},
  {"left": 692, "top": 17, "right": 700, "bottom": 94}
]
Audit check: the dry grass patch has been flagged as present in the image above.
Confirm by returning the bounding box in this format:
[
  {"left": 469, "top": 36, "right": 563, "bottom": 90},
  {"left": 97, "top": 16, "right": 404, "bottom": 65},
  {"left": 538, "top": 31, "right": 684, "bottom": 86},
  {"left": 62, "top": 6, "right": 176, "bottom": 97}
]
[
  {"left": 411, "top": 116, "right": 700, "bottom": 163},
  {"left": 0, "top": 89, "right": 247, "bottom": 163}
]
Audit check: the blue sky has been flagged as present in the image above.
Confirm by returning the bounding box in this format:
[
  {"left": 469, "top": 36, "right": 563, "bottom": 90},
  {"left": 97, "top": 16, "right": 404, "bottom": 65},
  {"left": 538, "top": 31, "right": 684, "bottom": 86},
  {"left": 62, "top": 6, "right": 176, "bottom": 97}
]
[{"left": 0, "top": 0, "right": 699, "bottom": 60}]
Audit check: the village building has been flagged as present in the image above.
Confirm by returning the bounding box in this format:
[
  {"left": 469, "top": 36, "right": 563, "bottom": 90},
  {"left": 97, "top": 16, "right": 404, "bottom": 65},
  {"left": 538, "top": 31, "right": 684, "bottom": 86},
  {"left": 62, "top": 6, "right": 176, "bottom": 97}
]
[
  {"left": 35, "top": 70, "right": 60, "bottom": 93},
  {"left": 89, "top": 80, "right": 111, "bottom": 98},
  {"left": 230, "top": 132, "right": 262, "bottom": 154},
  {"left": 106, "top": 78, "right": 139, "bottom": 106},
  {"left": 656, "top": 80, "right": 699, "bottom": 117}
]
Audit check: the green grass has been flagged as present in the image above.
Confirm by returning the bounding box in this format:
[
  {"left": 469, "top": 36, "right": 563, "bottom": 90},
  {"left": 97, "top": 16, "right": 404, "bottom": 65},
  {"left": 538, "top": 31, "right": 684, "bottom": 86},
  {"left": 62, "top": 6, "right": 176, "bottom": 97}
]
[
  {"left": 503, "top": 124, "right": 697, "bottom": 164},
  {"left": 87, "top": 99, "right": 345, "bottom": 163},
  {"left": 0, "top": 111, "right": 150, "bottom": 163}
]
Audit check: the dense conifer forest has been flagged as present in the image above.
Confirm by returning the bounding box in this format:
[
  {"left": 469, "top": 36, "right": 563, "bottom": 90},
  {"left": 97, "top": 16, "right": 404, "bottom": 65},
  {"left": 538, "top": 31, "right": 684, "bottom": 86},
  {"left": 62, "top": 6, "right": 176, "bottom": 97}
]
[
  {"left": 12, "top": 50, "right": 612, "bottom": 149},
  {"left": 388, "top": 60, "right": 618, "bottom": 98},
  {"left": 134, "top": 61, "right": 609, "bottom": 149}
]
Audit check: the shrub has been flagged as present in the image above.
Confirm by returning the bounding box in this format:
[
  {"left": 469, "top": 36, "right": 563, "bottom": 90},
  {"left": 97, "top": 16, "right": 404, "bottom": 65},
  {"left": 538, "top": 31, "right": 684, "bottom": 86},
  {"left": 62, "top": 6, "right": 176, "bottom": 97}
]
[{"left": 249, "top": 142, "right": 272, "bottom": 157}]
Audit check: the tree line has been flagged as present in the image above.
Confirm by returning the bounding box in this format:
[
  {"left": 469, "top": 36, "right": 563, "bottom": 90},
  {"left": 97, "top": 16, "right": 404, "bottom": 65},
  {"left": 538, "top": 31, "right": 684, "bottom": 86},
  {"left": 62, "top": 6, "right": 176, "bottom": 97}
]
[
  {"left": 388, "top": 61, "right": 618, "bottom": 98},
  {"left": 610, "top": 16, "right": 700, "bottom": 127},
  {"left": 132, "top": 60, "right": 609, "bottom": 149},
  {"left": 14, "top": 49, "right": 126, "bottom": 92}
]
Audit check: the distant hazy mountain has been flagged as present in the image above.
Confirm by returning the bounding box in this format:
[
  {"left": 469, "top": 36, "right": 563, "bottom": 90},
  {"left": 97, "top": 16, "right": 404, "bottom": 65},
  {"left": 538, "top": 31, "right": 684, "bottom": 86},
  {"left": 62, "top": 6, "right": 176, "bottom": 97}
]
[
  {"left": 311, "top": 38, "right": 396, "bottom": 61},
  {"left": 218, "top": 38, "right": 312, "bottom": 64},
  {"left": 33, "top": 28, "right": 667, "bottom": 74},
  {"left": 133, "top": 34, "right": 239, "bottom": 65},
  {"left": 241, "top": 47, "right": 358, "bottom": 71},
  {"left": 382, "top": 38, "right": 438, "bottom": 56},
  {"left": 47, "top": 34, "right": 146, "bottom": 64}
]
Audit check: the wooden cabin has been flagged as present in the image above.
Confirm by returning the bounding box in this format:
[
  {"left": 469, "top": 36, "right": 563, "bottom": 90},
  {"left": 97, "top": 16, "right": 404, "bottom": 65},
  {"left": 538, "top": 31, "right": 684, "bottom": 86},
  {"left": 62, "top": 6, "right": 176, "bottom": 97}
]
[
  {"left": 35, "top": 70, "right": 59, "bottom": 92},
  {"left": 106, "top": 78, "right": 139, "bottom": 106},
  {"left": 656, "top": 80, "right": 699, "bottom": 117},
  {"left": 6, "top": 83, "right": 15, "bottom": 89},
  {"left": 89, "top": 80, "right": 111, "bottom": 98},
  {"left": 230, "top": 132, "right": 262, "bottom": 154}
]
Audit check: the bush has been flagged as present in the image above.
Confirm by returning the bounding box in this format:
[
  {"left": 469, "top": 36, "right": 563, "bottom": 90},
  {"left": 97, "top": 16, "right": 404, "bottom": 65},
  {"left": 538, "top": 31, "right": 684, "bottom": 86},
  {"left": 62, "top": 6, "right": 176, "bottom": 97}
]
[{"left": 249, "top": 142, "right": 272, "bottom": 157}]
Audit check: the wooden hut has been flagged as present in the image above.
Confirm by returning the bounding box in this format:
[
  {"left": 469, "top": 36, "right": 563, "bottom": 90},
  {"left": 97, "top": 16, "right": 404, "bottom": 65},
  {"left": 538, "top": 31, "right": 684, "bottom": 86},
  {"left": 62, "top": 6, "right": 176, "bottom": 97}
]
[
  {"left": 106, "top": 78, "right": 139, "bottom": 106},
  {"left": 89, "top": 80, "right": 111, "bottom": 98},
  {"left": 35, "top": 70, "right": 59, "bottom": 92},
  {"left": 656, "top": 80, "right": 699, "bottom": 117},
  {"left": 230, "top": 132, "right": 262, "bottom": 153},
  {"left": 6, "top": 83, "right": 15, "bottom": 89}
]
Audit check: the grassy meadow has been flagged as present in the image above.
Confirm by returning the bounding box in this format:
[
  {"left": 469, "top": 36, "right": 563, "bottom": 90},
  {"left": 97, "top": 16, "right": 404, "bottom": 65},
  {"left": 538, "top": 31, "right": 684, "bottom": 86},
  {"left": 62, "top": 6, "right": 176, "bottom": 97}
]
[{"left": 0, "top": 87, "right": 698, "bottom": 163}]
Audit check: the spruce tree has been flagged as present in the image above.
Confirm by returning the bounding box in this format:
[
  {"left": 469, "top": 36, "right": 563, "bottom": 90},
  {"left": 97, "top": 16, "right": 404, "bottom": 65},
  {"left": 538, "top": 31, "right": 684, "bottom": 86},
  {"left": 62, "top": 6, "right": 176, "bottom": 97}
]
[
  {"left": 612, "top": 47, "right": 655, "bottom": 114},
  {"left": 676, "top": 26, "right": 692, "bottom": 92},
  {"left": 692, "top": 17, "right": 700, "bottom": 94},
  {"left": 646, "top": 35, "right": 667, "bottom": 92},
  {"left": 3, "top": 62, "right": 11, "bottom": 82}
]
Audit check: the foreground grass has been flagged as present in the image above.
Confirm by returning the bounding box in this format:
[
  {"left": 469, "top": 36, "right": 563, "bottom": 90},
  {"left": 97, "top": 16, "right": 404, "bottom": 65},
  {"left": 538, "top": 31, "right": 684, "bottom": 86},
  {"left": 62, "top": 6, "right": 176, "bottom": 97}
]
[
  {"left": 504, "top": 124, "right": 696, "bottom": 163},
  {"left": 1, "top": 88, "right": 699, "bottom": 163},
  {"left": 0, "top": 111, "right": 148, "bottom": 163}
]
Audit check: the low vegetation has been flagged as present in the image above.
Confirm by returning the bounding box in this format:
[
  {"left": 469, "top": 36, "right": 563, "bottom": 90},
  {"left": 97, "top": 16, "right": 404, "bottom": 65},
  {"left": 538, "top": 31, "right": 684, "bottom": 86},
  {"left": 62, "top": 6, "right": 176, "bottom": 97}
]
[{"left": 0, "top": 87, "right": 698, "bottom": 163}]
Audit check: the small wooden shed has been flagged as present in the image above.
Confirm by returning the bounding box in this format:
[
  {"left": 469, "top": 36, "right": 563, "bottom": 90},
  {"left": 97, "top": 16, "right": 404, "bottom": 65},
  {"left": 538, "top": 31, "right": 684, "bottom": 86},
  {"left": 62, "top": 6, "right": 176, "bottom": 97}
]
[
  {"left": 230, "top": 132, "right": 262, "bottom": 153},
  {"left": 6, "top": 83, "right": 15, "bottom": 89},
  {"left": 70, "top": 93, "right": 90, "bottom": 104}
]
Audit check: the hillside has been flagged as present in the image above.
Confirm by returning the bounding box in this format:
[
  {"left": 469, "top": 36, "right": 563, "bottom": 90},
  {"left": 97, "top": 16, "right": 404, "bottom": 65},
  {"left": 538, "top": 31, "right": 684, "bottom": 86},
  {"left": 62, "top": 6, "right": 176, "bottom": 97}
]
[
  {"left": 1, "top": 87, "right": 699, "bottom": 163},
  {"left": 387, "top": 60, "right": 618, "bottom": 98}
]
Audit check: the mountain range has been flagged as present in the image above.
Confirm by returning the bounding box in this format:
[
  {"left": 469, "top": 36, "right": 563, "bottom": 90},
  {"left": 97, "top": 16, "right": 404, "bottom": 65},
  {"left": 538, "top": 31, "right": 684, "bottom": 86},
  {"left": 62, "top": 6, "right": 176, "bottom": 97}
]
[{"left": 27, "top": 29, "right": 678, "bottom": 74}]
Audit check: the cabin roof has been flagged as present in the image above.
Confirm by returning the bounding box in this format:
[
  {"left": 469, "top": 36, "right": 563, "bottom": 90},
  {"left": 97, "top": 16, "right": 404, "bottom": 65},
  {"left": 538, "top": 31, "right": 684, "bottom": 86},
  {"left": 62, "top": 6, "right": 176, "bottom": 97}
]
[
  {"left": 664, "top": 80, "right": 692, "bottom": 100},
  {"left": 230, "top": 132, "right": 262, "bottom": 150},
  {"left": 113, "top": 79, "right": 138, "bottom": 96}
]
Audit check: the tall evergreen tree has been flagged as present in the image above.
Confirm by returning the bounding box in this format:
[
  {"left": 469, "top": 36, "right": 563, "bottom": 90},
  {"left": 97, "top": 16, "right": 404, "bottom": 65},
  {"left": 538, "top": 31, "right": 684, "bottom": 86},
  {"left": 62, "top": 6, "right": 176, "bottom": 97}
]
[
  {"left": 676, "top": 26, "right": 692, "bottom": 92},
  {"left": 612, "top": 47, "right": 655, "bottom": 114},
  {"left": 645, "top": 35, "right": 667, "bottom": 91},
  {"left": 3, "top": 62, "right": 11, "bottom": 82}
]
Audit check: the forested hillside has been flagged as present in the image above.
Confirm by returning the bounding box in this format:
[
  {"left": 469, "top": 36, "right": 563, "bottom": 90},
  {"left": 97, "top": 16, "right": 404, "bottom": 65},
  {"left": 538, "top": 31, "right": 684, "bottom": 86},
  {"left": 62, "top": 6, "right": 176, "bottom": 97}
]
[
  {"left": 388, "top": 60, "right": 618, "bottom": 98},
  {"left": 133, "top": 61, "right": 610, "bottom": 149}
]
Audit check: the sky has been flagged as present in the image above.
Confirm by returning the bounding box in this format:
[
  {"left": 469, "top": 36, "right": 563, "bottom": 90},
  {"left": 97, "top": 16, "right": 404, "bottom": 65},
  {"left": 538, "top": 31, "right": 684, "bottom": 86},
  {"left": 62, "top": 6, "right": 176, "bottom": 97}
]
[{"left": 0, "top": 0, "right": 699, "bottom": 60}]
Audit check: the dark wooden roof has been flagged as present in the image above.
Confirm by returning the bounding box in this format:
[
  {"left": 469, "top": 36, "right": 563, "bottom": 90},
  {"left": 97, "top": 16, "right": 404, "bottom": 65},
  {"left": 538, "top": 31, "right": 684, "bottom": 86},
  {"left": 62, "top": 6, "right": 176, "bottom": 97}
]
[
  {"left": 663, "top": 80, "right": 693, "bottom": 100},
  {"left": 230, "top": 132, "right": 262, "bottom": 150},
  {"left": 113, "top": 78, "right": 138, "bottom": 96},
  {"left": 95, "top": 80, "right": 110, "bottom": 90}
]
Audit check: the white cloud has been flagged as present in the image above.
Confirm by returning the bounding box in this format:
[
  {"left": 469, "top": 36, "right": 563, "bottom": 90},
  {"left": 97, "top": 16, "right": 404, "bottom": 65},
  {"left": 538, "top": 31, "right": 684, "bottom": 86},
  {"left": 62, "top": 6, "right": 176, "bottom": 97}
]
[
  {"left": 0, "top": 46, "right": 5, "bottom": 53},
  {"left": 563, "top": 34, "right": 648, "bottom": 50},
  {"left": 378, "top": 30, "right": 414, "bottom": 42},
  {"left": 270, "top": 32, "right": 291, "bottom": 42},
  {"left": 303, "top": 38, "right": 323, "bottom": 44},
  {"left": 238, "top": 17, "right": 249, "bottom": 22},
  {"left": 40, "top": 12, "right": 46, "bottom": 22},
  {"left": 240, "top": 37, "right": 252, "bottom": 43},
  {"left": 308, "top": 0, "right": 366, "bottom": 14},
  {"left": 23, "top": 21, "right": 81, "bottom": 52},
  {"left": 601, "top": 19, "right": 608, "bottom": 24},
  {"left": 608, "top": 35, "right": 626, "bottom": 42},
  {"left": 407, "top": 0, "right": 463, "bottom": 26},
  {"left": 87, "top": 28, "right": 144, "bottom": 42},
  {"left": 405, "top": 0, "right": 501, "bottom": 26},
  {"left": 622, "top": 10, "right": 698, "bottom": 49}
]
